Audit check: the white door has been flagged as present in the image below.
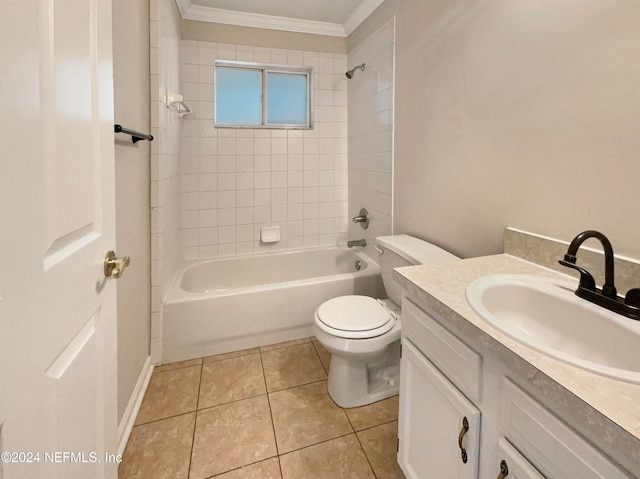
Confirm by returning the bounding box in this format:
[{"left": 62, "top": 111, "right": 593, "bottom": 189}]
[
  {"left": 398, "top": 340, "right": 480, "bottom": 479},
  {"left": 0, "top": 1, "right": 120, "bottom": 478}
]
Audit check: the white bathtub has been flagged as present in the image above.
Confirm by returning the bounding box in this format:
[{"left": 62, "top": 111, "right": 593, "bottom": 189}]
[{"left": 162, "top": 247, "right": 384, "bottom": 363}]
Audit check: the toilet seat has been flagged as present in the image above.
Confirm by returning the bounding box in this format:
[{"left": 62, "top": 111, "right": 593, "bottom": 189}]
[{"left": 315, "top": 295, "right": 395, "bottom": 339}]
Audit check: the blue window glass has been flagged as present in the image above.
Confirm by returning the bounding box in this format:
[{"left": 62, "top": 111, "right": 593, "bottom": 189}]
[
  {"left": 215, "top": 67, "right": 261, "bottom": 125},
  {"left": 214, "top": 62, "right": 312, "bottom": 128},
  {"left": 266, "top": 72, "right": 308, "bottom": 125}
]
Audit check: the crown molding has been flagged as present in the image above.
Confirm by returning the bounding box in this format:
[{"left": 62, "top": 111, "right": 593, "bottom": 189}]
[
  {"left": 176, "top": 0, "right": 347, "bottom": 37},
  {"left": 343, "top": 0, "right": 384, "bottom": 36}
]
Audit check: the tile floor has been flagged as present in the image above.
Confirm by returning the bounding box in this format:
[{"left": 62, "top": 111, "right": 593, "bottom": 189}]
[{"left": 119, "top": 337, "right": 405, "bottom": 479}]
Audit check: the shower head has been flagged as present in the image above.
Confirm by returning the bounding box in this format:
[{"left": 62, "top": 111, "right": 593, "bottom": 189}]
[{"left": 345, "top": 63, "right": 366, "bottom": 79}]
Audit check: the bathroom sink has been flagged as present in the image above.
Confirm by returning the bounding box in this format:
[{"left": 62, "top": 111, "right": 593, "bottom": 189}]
[{"left": 465, "top": 274, "right": 640, "bottom": 384}]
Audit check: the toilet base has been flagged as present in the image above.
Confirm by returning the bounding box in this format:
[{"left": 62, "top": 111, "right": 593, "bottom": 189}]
[{"left": 327, "top": 340, "right": 400, "bottom": 408}]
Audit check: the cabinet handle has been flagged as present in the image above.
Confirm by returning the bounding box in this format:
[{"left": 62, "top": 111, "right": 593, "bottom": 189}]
[
  {"left": 458, "top": 417, "right": 469, "bottom": 463},
  {"left": 497, "top": 459, "right": 509, "bottom": 478}
]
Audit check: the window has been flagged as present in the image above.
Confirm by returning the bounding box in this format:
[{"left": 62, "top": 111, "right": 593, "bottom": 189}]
[{"left": 214, "top": 60, "right": 313, "bottom": 129}]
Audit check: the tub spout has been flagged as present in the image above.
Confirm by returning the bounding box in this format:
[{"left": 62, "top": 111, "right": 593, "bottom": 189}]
[{"left": 347, "top": 239, "right": 366, "bottom": 248}]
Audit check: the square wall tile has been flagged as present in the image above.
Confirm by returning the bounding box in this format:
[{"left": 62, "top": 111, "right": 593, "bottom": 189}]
[{"left": 176, "top": 40, "right": 357, "bottom": 261}]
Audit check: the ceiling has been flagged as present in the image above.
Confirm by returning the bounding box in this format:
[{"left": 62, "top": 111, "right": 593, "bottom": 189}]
[{"left": 175, "top": 0, "right": 384, "bottom": 37}]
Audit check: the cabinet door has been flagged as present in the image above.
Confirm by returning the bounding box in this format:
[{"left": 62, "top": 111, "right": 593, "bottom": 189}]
[{"left": 398, "top": 339, "right": 480, "bottom": 479}]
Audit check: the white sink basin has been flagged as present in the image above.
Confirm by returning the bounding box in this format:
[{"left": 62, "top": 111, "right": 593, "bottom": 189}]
[{"left": 465, "top": 274, "right": 640, "bottom": 384}]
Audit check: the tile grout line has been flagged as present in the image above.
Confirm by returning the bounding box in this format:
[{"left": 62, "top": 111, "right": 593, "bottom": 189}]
[
  {"left": 278, "top": 430, "right": 359, "bottom": 457},
  {"left": 342, "top": 403, "right": 378, "bottom": 478},
  {"left": 157, "top": 337, "right": 314, "bottom": 373},
  {"left": 352, "top": 427, "right": 379, "bottom": 479},
  {"left": 202, "top": 456, "right": 280, "bottom": 479},
  {"left": 310, "top": 339, "right": 330, "bottom": 375},
  {"left": 187, "top": 361, "right": 205, "bottom": 479},
  {"left": 154, "top": 358, "right": 203, "bottom": 374},
  {"left": 259, "top": 337, "right": 313, "bottom": 354},
  {"left": 132, "top": 410, "right": 196, "bottom": 428},
  {"left": 258, "top": 348, "right": 284, "bottom": 478},
  {"left": 197, "top": 391, "right": 267, "bottom": 413},
  {"left": 354, "top": 417, "right": 399, "bottom": 434},
  {"left": 267, "top": 377, "right": 327, "bottom": 396},
  {"left": 154, "top": 377, "right": 328, "bottom": 422}
]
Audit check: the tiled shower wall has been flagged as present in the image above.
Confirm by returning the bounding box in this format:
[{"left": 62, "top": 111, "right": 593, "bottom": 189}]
[
  {"left": 150, "top": 0, "right": 182, "bottom": 362},
  {"left": 179, "top": 42, "right": 349, "bottom": 258},
  {"left": 348, "top": 18, "right": 395, "bottom": 259}
]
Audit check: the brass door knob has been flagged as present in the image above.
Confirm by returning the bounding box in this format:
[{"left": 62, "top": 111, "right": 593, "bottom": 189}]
[{"left": 104, "top": 251, "right": 130, "bottom": 278}]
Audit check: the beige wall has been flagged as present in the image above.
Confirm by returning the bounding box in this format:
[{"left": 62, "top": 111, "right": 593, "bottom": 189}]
[
  {"left": 348, "top": 0, "right": 398, "bottom": 53},
  {"left": 113, "top": 0, "right": 151, "bottom": 423},
  {"left": 352, "top": 0, "right": 640, "bottom": 260},
  {"left": 181, "top": 19, "right": 346, "bottom": 53}
]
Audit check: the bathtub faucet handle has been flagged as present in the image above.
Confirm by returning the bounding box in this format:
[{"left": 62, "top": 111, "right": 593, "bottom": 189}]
[{"left": 352, "top": 208, "right": 369, "bottom": 229}]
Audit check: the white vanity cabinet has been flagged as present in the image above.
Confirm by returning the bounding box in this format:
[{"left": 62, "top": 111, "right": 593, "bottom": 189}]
[{"left": 399, "top": 297, "right": 635, "bottom": 479}]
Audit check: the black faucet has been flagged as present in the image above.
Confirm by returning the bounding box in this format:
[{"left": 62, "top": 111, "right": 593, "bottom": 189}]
[{"left": 559, "top": 230, "right": 640, "bottom": 320}]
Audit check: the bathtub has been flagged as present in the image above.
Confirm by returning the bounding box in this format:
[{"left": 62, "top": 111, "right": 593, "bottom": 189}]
[{"left": 162, "top": 247, "right": 385, "bottom": 363}]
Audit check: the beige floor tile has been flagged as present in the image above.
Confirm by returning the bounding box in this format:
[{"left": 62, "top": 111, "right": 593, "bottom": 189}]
[
  {"left": 311, "top": 339, "right": 331, "bottom": 374},
  {"left": 190, "top": 395, "right": 277, "bottom": 479},
  {"left": 134, "top": 365, "right": 200, "bottom": 425},
  {"left": 212, "top": 457, "right": 282, "bottom": 479},
  {"left": 119, "top": 413, "right": 195, "bottom": 479},
  {"left": 203, "top": 347, "right": 260, "bottom": 363},
  {"left": 198, "top": 353, "right": 266, "bottom": 409},
  {"left": 154, "top": 357, "right": 202, "bottom": 373},
  {"left": 279, "top": 434, "right": 375, "bottom": 479},
  {"left": 262, "top": 343, "right": 327, "bottom": 392},
  {"left": 345, "top": 395, "right": 399, "bottom": 431},
  {"left": 269, "top": 381, "right": 352, "bottom": 454},
  {"left": 260, "top": 337, "right": 311, "bottom": 352},
  {"left": 357, "top": 421, "right": 405, "bottom": 479}
]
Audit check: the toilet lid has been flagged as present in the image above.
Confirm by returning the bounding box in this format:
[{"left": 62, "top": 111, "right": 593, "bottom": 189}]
[{"left": 316, "top": 296, "right": 393, "bottom": 337}]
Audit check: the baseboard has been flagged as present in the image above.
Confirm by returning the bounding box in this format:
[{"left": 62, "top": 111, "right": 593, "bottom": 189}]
[{"left": 117, "top": 356, "right": 154, "bottom": 456}]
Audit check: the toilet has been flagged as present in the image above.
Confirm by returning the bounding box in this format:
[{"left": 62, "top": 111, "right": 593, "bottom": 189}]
[{"left": 314, "top": 234, "right": 460, "bottom": 408}]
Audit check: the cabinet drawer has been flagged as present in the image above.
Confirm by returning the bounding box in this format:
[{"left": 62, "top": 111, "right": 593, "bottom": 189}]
[
  {"left": 402, "top": 297, "right": 482, "bottom": 402},
  {"left": 500, "top": 378, "right": 633, "bottom": 479},
  {"left": 496, "top": 438, "right": 544, "bottom": 479}
]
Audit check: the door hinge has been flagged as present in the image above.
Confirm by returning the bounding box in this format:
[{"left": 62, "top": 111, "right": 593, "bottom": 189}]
[
  {"left": 400, "top": 343, "right": 402, "bottom": 358},
  {"left": 397, "top": 437, "right": 400, "bottom": 452}
]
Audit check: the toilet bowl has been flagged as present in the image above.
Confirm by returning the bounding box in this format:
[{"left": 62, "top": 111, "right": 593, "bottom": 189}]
[
  {"left": 313, "top": 235, "right": 460, "bottom": 408},
  {"left": 314, "top": 295, "right": 401, "bottom": 408}
]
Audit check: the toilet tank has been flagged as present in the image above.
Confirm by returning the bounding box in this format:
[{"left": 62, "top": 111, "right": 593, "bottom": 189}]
[{"left": 376, "top": 234, "right": 460, "bottom": 305}]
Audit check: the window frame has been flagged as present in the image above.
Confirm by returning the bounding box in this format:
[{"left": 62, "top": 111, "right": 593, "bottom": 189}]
[{"left": 214, "top": 60, "right": 314, "bottom": 130}]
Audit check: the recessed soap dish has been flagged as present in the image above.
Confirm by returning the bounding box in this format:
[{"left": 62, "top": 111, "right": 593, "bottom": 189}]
[{"left": 260, "top": 226, "right": 280, "bottom": 244}]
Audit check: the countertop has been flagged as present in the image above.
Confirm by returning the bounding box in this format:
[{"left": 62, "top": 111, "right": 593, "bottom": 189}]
[{"left": 394, "top": 254, "right": 640, "bottom": 464}]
